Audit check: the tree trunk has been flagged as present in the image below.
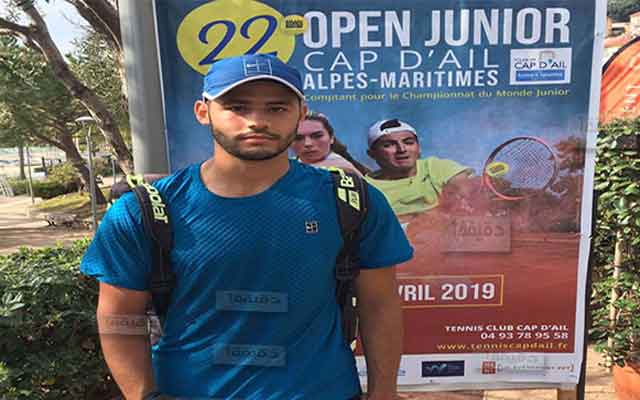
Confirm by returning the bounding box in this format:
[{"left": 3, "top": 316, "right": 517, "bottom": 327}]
[
  {"left": 5, "top": 4, "right": 134, "bottom": 174},
  {"left": 59, "top": 134, "right": 107, "bottom": 205},
  {"left": 66, "top": 0, "right": 122, "bottom": 53},
  {"left": 17, "top": 142, "right": 26, "bottom": 180},
  {"left": 66, "top": 0, "right": 128, "bottom": 103}
]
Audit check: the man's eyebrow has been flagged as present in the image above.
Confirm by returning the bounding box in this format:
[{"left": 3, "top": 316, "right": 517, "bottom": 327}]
[
  {"left": 218, "top": 98, "right": 295, "bottom": 105},
  {"left": 217, "top": 98, "right": 250, "bottom": 105},
  {"left": 378, "top": 138, "right": 400, "bottom": 145}
]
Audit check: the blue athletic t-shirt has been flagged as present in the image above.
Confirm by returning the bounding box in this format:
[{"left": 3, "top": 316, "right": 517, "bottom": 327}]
[{"left": 81, "top": 160, "right": 413, "bottom": 399}]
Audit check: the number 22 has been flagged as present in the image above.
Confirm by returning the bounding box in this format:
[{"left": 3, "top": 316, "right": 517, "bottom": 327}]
[{"left": 198, "top": 15, "right": 278, "bottom": 66}]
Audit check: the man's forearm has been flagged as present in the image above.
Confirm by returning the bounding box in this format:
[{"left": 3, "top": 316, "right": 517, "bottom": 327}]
[
  {"left": 358, "top": 294, "right": 403, "bottom": 399},
  {"left": 98, "top": 315, "right": 156, "bottom": 400}
]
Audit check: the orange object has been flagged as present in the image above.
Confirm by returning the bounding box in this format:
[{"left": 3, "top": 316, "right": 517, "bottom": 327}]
[
  {"left": 600, "top": 37, "right": 640, "bottom": 124},
  {"left": 613, "top": 362, "right": 640, "bottom": 400}
]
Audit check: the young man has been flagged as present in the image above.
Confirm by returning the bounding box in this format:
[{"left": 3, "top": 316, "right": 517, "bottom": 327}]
[
  {"left": 365, "top": 118, "right": 474, "bottom": 216},
  {"left": 291, "top": 111, "right": 363, "bottom": 176},
  {"left": 81, "top": 54, "right": 413, "bottom": 400}
]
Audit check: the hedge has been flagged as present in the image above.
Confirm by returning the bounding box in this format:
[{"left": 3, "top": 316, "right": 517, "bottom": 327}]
[{"left": 0, "top": 241, "right": 119, "bottom": 399}]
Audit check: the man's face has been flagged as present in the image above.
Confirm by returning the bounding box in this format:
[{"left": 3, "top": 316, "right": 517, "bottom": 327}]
[
  {"left": 368, "top": 131, "right": 420, "bottom": 176},
  {"left": 291, "top": 119, "right": 334, "bottom": 163},
  {"left": 194, "top": 80, "right": 305, "bottom": 161}
]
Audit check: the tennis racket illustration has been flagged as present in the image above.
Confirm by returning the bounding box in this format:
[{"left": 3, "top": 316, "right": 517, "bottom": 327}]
[{"left": 482, "top": 136, "right": 558, "bottom": 201}]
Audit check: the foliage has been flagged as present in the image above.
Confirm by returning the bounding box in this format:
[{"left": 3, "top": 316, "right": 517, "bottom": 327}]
[
  {"left": 94, "top": 156, "right": 122, "bottom": 177},
  {"left": 608, "top": 0, "right": 640, "bottom": 22},
  {"left": 0, "top": 0, "right": 134, "bottom": 173},
  {"left": 8, "top": 177, "right": 79, "bottom": 199},
  {"left": 0, "top": 35, "right": 85, "bottom": 148},
  {"left": 32, "top": 188, "right": 109, "bottom": 220},
  {"left": 47, "top": 162, "right": 82, "bottom": 188},
  {"left": 69, "top": 31, "right": 128, "bottom": 131},
  {"left": 590, "top": 117, "right": 640, "bottom": 367},
  {"left": 7, "top": 162, "right": 82, "bottom": 198},
  {"left": 0, "top": 241, "right": 119, "bottom": 399}
]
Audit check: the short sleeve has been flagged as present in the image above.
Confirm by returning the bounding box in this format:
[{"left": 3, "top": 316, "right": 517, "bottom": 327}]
[
  {"left": 357, "top": 183, "right": 414, "bottom": 269},
  {"left": 80, "top": 193, "right": 153, "bottom": 290},
  {"left": 427, "top": 158, "right": 472, "bottom": 190}
]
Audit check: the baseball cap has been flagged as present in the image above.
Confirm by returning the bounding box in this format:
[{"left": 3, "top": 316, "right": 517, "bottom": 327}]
[
  {"left": 367, "top": 119, "right": 418, "bottom": 148},
  {"left": 202, "top": 54, "right": 304, "bottom": 101}
]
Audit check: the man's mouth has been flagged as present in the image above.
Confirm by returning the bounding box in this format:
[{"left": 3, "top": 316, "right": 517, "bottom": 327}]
[{"left": 240, "top": 133, "right": 278, "bottom": 141}]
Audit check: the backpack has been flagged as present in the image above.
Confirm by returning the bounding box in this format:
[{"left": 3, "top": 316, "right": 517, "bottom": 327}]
[{"left": 114, "top": 168, "right": 369, "bottom": 347}]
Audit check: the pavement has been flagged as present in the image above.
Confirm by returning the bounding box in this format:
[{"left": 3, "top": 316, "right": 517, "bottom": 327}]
[
  {"left": 0, "top": 195, "right": 93, "bottom": 254},
  {"left": 0, "top": 195, "right": 617, "bottom": 399}
]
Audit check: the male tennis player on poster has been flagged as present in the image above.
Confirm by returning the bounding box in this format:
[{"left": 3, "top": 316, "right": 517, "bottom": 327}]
[{"left": 153, "top": 0, "right": 604, "bottom": 389}]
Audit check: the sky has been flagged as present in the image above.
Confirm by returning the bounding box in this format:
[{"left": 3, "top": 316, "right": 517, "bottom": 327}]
[
  {"left": 0, "top": 0, "right": 87, "bottom": 55},
  {"left": 40, "top": 1, "right": 87, "bottom": 55}
]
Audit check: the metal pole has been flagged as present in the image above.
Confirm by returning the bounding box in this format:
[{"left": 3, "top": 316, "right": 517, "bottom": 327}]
[
  {"left": 112, "top": 156, "right": 117, "bottom": 185},
  {"left": 119, "top": 0, "right": 169, "bottom": 174},
  {"left": 86, "top": 126, "right": 98, "bottom": 232},
  {"left": 25, "top": 146, "right": 34, "bottom": 204}
]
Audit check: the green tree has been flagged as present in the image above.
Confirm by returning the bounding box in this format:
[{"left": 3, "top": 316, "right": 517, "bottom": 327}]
[
  {"left": 0, "top": 35, "right": 107, "bottom": 204},
  {"left": 608, "top": 0, "right": 640, "bottom": 22},
  {"left": 0, "top": 0, "right": 133, "bottom": 174},
  {"left": 69, "top": 30, "right": 129, "bottom": 131}
]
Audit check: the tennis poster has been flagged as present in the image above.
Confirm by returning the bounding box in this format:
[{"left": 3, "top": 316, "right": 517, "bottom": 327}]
[{"left": 153, "top": 0, "right": 605, "bottom": 389}]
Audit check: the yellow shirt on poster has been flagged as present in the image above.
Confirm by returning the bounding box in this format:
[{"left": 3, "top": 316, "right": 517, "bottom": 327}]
[{"left": 365, "top": 157, "right": 470, "bottom": 216}]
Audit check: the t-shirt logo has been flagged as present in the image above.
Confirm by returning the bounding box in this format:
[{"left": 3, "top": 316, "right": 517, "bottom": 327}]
[
  {"left": 244, "top": 58, "right": 273, "bottom": 76},
  {"left": 305, "top": 220, "right": 319, "bottom": 234}
]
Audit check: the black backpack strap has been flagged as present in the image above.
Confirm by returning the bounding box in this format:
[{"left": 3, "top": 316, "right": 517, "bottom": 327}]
[
  {"left": 130, "top": 180, "right": 175, "bottom": 325},
  {"left": 329, "top": 168, "right": 369, "bottom": 346}
]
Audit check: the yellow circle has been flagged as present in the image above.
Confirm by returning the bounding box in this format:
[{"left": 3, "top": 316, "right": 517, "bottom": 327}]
[
  {"left": 486, "top": 161, "right": 510, "bottom": 177},
  {"left": 281, "top": 15, "right": 308, "bottom": 35},
  {"left": 177, "top": 0, "right": 297, "bottom": 75}
]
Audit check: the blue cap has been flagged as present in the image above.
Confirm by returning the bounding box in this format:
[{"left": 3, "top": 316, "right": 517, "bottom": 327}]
[{"left": 202, "top": 54, "right": 304, "bottom": 101}]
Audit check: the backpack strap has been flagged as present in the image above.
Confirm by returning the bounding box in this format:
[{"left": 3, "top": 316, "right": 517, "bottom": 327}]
[
  {"left": 329, "top": 168, "right": 369, "bottom": 346},
  {"left": 126, "top": 177, "right": 175, "bottom": 325}
]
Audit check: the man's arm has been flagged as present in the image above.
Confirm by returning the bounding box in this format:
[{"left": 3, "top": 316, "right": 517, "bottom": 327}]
[
  {"left": 355, "top": 266, "right": 403, "bottom": 400},
  {"left": 97, "top": 282, "right": 156, "bottom": 400}
]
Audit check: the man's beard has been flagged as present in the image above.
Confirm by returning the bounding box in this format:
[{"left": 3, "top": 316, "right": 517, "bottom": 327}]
[{"left": 209, "top": 124, "right": 298, "bottom": 161}]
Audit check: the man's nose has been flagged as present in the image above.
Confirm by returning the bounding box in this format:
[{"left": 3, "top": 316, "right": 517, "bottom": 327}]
[
  {"left": 247, "top": 111, "right": 270, "bottom": 131},
  {"left": 396, "top": 143, "right": 407, "bottom": 153}
]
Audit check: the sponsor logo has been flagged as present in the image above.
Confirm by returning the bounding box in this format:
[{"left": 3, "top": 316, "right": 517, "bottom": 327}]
[
  {"left": 244, "top": 58, "right": 273, "bottom": 76},
  {"left": 305, "top": 220, "right": 319, "bottom": 234},
  {"left": 421, "top": 361, "right": 465, "bottom": 377},
  {"left": 510, "top": 48, "right": 572, "bottom": 85},
  {"left": 142, "top": 183, "right": 169, "bottom": 223},
  {"left": 482, "top": 361, "right": 497, "bottom": 374}
]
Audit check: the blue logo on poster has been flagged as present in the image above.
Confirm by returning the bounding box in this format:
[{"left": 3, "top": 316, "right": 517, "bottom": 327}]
[
  {"left": 421, "top": 361, "right": 465, "bottom": 377},
  {"left": 510, "top": 48, "right": 572, "bottom": 85}
]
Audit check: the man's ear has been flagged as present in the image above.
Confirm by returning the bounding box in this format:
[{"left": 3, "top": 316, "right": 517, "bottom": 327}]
[
  {"left": 194, "top": 100, "right": 210, "bottom": 125},
  {"left": 367, "top": 148, "right": 374, "bottom": 158},
  {"left": 299, "top": 101, "right": 308, "bottom": 123}
]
